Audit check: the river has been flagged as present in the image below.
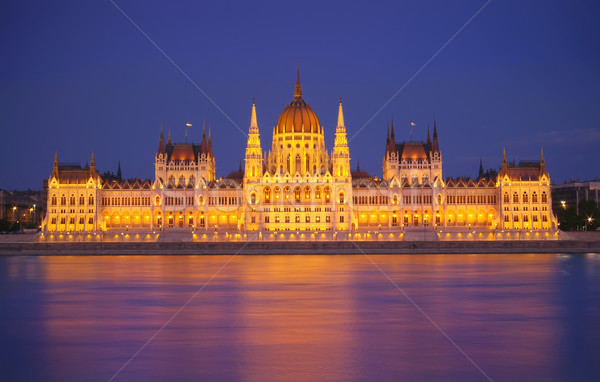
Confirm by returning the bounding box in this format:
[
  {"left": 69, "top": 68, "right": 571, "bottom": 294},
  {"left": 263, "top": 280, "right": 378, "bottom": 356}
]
[{"left": 1, "top": 253, "right": 599, "bottom": 381}]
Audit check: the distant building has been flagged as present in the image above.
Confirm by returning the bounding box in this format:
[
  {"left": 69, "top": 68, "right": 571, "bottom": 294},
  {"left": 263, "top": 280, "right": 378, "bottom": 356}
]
[
  {"left": 552, "top": 181, "right": 600, "bottom": 214},
  {"left": 42, "top": 70, "right": 557, "bottom": 237},
  {"left": 0, "top": 189, "right": 44, "bottom": 228}
]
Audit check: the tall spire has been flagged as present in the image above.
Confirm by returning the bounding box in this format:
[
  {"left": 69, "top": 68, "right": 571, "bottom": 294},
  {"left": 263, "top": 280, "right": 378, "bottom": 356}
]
[
  {"left": 294, "top": 64, "right": 302, "bottom": 99},
  {"left": 167, "top": 128, "right": 172, "bottom": 145},
  {"left": 201, "top": 120, "right": 208, "bottom": 153},
  {"left": 244, "top": 98, "right": 263, "bottom": 181},
  {"left": 337, "top": 98, "right": 345, "bottom": 128},
  {"left": 390, "top": 118, "right": 395, "bottom": 141},
  {"left": 52, "top": 152, "right": 59, "bottom": 178},
  {"left": 117, "top": 161, "right": 122, "bottom": 181},
  {"left": 250, "top": 98, "right": 258, "bottom": 133},
  {"left": 158, "top": 123, "right": 165, "bottom": 153},
  {"left": 478, "top": 158, "right": 484, "bottom": 179},
  {"left": 427, "top": 124, "right": 431, "bottom": 145},
  {"left": 432, "top": 118, "right": 439, "bottom": 153},
  {"left": 540, "top": 147, "right": 546, "bottom": 174},
  {"left": 208, "top": 128, "right": 213, "bottom": 156}
]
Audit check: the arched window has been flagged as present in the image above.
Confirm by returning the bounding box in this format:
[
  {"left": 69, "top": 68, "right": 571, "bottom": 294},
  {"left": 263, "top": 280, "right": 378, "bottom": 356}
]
[
  {"left": 541, "top": 191, "right": 547, "bottom": 203},
  {"left": 393, "top": 195, "right": 398, "bottom": 204},
  {"left": 286, "top": 155, "right": 291, "bottom": 172},
  {"left": 264, "top": 187, "right": 271, "bottom": 203},
  {"left": 198, "top": 195, "right": 204, "bottom": 205},
  {"left": 178, "top": 175, "right": 185, "bottom": 187},
  {"left": 79, "top": 194, "right": 85, "bottom": 205},
  {"left": 339, "top": 192, "right": 345, "bottom": 204},
  {"left": 168, "top": 175, "right": 176, "bottom": 188},
  {"left": 295, "top": 155, "right": 301, "bottom": 173},
  {"left": 503, "top": 192, "right": 509, "bottom": 203},
  {"left": 70, "top": 194, "right": 76, "bottom": 205},
  {"left": 274, "top": 187, "right": 281, "bottom": 200},
  {"left": 250, "top": 193, "right": 256, "bottom": 204},
  {"left": 155, "top": 196, "right": 161, "bottom": 206},
  {"left": 294, "top": 186, "right": 301, "bottom": 202},
  {"left": 523, "top": 192, "right": 528, "bottom": 203},
  {"left": 437, "top": 194, "right": 442, "bottom": 204},
  {"left": 88, "top": 194, "right": 94, "bottom": 205},
  {"left": 324, "top": 187, "right": 331, "bottom": 203},
  {"left": 51, "top": 194, "right": 57, "bottom": 206},
  {"left": 315, "top": 187, "right": 322, "bottom": 199},
  {"left": 189, "top": 175, "right": 196, "bottom": 187},
  {"left": 532, "top": 192, "right": 538, "bottom": 203},
  {"left": 304, "top": 186, "right": 311, "bottom": 200},
  {"left": 284, "top": 186, "right": 291, "bottom": 199},
  {"left": 513, "top": 192, "right": 519, "bottom": 203},
  {"left": 306, "top": 154, "right": 310, "bottom": 173}
]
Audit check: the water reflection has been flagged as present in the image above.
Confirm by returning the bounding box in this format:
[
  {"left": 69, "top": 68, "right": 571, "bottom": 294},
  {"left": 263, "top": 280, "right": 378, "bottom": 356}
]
[{"left": 0, "top": 254, "right": 599, "bottom": 381}]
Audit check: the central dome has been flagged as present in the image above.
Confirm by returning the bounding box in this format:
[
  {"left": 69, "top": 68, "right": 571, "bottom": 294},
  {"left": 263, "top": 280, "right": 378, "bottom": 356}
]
[{"left": 275, "top": 69, "right": 322, "bottom": 135}]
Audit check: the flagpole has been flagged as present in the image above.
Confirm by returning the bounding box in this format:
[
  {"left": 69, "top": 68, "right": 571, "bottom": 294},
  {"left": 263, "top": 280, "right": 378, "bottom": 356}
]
[
  {"left": 410, "top": 122, "right": 413, "bottom": 142},
  {"left": 185, "top": 123, "right": 188, "bottom": 144}
]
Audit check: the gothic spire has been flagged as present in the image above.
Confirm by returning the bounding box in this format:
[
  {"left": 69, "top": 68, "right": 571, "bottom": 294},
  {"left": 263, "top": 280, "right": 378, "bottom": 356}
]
[
  {"left": 337, "top": 98, "right": 345, "bottom": 128},
  {"left": 432, "top": 118, "right": 439, "bottom": 153},
  {"left": 167, "top": 128, "right": 172, "bottom": 145},
  {"left": 427, "top": 124, "right": 431, "bottom": 145},
  {"left": 478, "top": 158, "right": 484, "bottom": 179},
  {"left": 158, "top": 122, "right": 165, "bottom": 153},
  {"left": 250, "top": 98, "right": 258, "bottom": 133},
  {"left": 294, "top": 65, "right": 302, "bottom": 99}
]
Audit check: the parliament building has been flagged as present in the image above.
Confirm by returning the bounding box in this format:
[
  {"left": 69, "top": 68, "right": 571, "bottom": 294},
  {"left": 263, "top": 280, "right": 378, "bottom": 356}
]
[{"left": 42, "top": 71, "right": 557, "bottom": 240}]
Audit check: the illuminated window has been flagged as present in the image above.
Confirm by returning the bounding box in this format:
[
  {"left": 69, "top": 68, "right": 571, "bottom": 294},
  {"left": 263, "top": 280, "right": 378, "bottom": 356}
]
[
  {"left": 285, "top": 216, "right": 290, "bottom": 223},
  {"left": 326, "top": 216, "right": 331, "bottom": 223},
  {"left": 541, "top": 192, "right": 547, "bottom": 203},
  {"left": 513, "top": 192, "right": 519, "bottom": 203},
  {"left": 532, "top": 192, "right": 538, "bottom": 203},
  {"left": 295, "top": 215, "right": 300, "bottom": 223},
  {"left": 339, "top": 192, "right": 345, "bottom": 204},
  {"left": 305, "top": 216, "right": 310, "bottom": 223},
  {"left": 304, "top": 186, "right": 311, "bottom": 199},
  {"left": 51, "top": 195, "right": 57, "bottom": 206},
  {"left": 275, "top": 215, "right": 280, "bottom": 223},
  {"left": 523, "top": 192, "right": 528, "bottom": 203}
]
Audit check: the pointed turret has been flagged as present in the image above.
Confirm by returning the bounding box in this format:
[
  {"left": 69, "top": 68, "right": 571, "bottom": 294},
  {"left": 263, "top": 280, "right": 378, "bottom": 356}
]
[
  {"left": 244, "top": 99, "right": 263, "bottom": 181},
  {"left": 167, "top": 128, "right": 172, "bottom": 145},
  {"left": 158, "top": 123, "right": 165, "bottom": 153},
  {"left": 117, "top": 161, "right": 122, "bottom": 181},
  {"left": 294, "top": 65, "right": 302, "bottom": 99},
  {"left": 478, "top": 158, "right": 484, "bottom": 179},
  {"left": 501, "top": 147, "right": 508, "bottom": 174},
  {"left": 332, "top": 98, "right": 350, "bottom": 178},
  {"left": 427, "top": 124, "right": 431, "bottom": 145},
  {"left": 540, "top": 147, "right": 546, "bottom": 175},
  {"left": 52, "top": 152, "right": 59, "bottom": 179},
  {"left": 337, "top": 98, "right": 345, "bottom": 127},
  {"left": 201, "top": 120, "right": 208, "bottom": 154},
  {"left": 90, "top": 152, "right": 96, "bottom": 171},
  {"left": 390, "top": 118, "right": 395, "bottom": 142},
  {"left": 432, "top": 118, "right": 439, "bottom": 153},
  {"left": 250, "top": 98, "right": 259, "bottom": 134},
  {"left": 208, "top": 128, "right": 213, "bottom": 157}
]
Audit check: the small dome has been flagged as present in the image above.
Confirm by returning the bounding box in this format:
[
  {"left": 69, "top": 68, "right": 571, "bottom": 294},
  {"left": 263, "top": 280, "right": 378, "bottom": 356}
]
[{"left": 275, "top": 69, "right": 321, "bottom": 135}]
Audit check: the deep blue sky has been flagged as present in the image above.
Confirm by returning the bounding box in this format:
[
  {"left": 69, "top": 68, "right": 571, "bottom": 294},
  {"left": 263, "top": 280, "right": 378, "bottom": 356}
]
[{"left": 1, "top": 0, "right": 599, "bottom": 190}]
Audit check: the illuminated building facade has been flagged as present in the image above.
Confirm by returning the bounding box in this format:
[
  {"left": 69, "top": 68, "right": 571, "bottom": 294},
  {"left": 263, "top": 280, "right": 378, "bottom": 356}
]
[{"left": 42, "top": 71, "right": 557, "bottom": 238}]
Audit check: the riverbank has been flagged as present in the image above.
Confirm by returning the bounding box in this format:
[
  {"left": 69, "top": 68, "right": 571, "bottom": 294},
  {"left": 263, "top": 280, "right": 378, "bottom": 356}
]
[{"left": 1, "top": 239, "right": 599, "bottom": 255}]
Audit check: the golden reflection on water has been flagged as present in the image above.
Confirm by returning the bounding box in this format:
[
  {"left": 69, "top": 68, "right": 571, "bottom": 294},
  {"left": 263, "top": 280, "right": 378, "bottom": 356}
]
[{"left": 3, "top": 253, "right": 598, "bottom": 381}]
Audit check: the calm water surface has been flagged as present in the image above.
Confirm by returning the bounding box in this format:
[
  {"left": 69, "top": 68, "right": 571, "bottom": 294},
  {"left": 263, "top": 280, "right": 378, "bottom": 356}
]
[{"left": 1, "top": 254, "right": 599, "bottom": 381}]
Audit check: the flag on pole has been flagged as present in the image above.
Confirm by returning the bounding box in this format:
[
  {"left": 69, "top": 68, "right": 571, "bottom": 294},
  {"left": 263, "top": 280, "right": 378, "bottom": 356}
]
[
  {"left": 185, "top": 122, "right": 192, "bottom": 127},
  {"left": 410, "top": 121, "right": 415, "bottom": 126}
]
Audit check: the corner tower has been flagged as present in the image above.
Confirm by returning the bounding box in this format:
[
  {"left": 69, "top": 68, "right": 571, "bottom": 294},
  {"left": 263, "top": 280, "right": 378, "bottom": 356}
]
[{"left": 244, "top": 99, "right": 263, "bottom": 182}]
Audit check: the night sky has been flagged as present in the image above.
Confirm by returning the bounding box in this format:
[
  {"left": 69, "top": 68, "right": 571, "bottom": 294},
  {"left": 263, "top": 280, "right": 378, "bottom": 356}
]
[{"left": 1, "top": 0, "right": 599, "bottom": 190}]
